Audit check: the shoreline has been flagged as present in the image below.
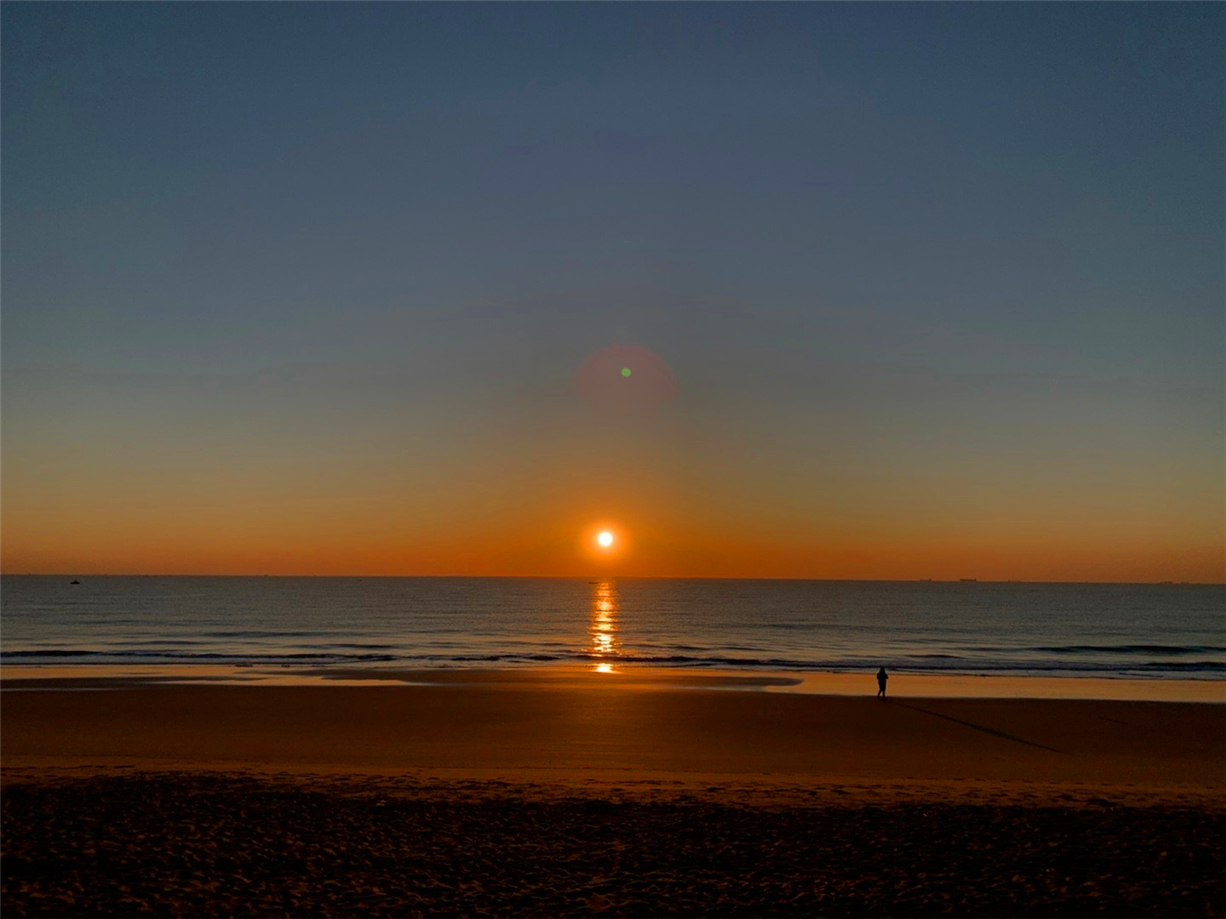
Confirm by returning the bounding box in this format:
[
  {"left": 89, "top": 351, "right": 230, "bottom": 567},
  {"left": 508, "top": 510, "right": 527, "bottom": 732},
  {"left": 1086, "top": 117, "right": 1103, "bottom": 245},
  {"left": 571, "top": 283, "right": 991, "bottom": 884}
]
[{"left": 2, "top": 663, "right": 1223, "bottom": 702}]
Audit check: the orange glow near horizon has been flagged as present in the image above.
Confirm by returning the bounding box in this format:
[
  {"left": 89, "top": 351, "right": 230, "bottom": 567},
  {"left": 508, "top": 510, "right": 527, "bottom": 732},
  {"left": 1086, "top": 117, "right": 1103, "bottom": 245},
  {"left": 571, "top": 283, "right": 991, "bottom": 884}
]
[
  {"left": 0, "top": 478, "right": 1221, "bottom": 583},
  {"left": 3, "top": 521, "right": 1221, "bottom": 583}
]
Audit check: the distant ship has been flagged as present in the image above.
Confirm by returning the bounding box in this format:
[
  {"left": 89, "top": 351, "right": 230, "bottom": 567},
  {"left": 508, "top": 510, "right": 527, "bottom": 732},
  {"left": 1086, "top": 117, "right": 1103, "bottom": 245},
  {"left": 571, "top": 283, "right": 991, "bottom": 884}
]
[{"left": 959, "top": 578, "right": 978, "bottom": 583}]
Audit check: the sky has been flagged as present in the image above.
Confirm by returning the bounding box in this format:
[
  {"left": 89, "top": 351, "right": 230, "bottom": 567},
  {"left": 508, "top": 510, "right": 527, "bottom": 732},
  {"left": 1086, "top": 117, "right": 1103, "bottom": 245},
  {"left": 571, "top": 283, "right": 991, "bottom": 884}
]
[{"left": 2, "top": 3, "right": 1223, "bottom": 581}]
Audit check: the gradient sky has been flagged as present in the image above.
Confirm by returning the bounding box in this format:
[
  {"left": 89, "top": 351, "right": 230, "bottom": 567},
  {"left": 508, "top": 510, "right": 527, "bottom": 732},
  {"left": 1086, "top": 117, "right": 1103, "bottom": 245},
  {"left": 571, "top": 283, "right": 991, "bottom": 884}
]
[{"left": 3, "top": 3, "right": 1223, "bottom": 581}]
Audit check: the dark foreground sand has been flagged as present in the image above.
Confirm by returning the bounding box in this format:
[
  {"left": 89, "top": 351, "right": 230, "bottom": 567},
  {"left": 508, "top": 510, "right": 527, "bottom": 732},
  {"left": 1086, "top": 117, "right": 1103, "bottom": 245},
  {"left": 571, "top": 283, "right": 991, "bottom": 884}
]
[
  {"left": 2, "top": 668, "right": 1223, "bottom": 916},
  {"left": 4, "top": 772, "right": 1222, "bottom": 918}
]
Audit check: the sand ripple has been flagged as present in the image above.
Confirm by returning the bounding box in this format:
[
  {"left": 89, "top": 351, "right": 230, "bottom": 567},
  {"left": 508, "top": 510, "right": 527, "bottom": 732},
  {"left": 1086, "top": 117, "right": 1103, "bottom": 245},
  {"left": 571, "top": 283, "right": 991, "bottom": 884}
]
[{"left": 2, "top": 773, "right": 1222, "bottom": 917}]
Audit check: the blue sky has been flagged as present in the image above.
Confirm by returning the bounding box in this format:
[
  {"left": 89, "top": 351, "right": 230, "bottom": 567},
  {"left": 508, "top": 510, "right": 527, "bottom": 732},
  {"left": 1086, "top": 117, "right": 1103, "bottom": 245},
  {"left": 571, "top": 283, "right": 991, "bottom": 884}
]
[{"left": 3, "top": 3, "right": 1222, "bottom": 578}]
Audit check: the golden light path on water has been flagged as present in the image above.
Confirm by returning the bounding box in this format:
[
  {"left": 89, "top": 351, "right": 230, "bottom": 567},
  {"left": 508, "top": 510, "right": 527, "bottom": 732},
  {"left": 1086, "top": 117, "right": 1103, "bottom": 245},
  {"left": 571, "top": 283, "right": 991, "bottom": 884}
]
[{"left": 590, "top": 580, "right": 619, "bottom": 672}]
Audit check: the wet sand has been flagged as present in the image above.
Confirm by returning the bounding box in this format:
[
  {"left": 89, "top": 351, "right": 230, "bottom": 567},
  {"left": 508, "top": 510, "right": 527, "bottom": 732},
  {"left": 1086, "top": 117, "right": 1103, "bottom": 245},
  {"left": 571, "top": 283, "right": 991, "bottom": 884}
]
[{"left": 2, "top": 669, "right": 1223, "bottom": 915}]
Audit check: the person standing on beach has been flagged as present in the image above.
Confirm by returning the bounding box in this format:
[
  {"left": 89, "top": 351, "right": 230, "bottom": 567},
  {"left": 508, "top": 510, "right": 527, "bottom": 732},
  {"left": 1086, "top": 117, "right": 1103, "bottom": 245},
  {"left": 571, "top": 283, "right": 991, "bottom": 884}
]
[{"left": 876, "top": 667, "right": 888, "bottom": 699}]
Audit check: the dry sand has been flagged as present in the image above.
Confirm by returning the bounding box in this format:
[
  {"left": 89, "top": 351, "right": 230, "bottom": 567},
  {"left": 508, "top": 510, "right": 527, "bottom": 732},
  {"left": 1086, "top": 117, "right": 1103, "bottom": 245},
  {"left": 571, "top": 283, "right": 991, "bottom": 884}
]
[{"left": 2, "top": 668, "right": 1223, "bottom": 915}]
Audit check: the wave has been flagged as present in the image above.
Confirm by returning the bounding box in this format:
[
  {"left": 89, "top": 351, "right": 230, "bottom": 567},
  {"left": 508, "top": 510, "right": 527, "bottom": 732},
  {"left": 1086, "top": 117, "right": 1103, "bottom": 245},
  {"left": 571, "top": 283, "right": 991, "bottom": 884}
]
[
  {"left": 0, "top": 649, "right": 398, "bottom": 663},
  {"left": 3, "top": 648, "right": 1223, "bottom": 677},
  {"left": 1032, "top": 644, "right": 1226, "bottom": 656}
]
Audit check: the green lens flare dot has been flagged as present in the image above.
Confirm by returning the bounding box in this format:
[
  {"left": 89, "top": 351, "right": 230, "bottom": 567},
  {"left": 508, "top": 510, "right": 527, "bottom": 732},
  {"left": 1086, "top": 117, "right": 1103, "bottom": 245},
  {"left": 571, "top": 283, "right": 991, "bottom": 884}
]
[{"left": 621, "top": 367, "right": 632, "bottom": 377}]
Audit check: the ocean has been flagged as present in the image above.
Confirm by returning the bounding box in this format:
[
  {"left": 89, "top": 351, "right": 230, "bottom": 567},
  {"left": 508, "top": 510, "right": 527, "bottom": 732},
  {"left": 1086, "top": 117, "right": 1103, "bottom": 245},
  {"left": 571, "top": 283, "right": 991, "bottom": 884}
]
[{"left": 2, "top": 576, "right": 1223, "bottom": 681}]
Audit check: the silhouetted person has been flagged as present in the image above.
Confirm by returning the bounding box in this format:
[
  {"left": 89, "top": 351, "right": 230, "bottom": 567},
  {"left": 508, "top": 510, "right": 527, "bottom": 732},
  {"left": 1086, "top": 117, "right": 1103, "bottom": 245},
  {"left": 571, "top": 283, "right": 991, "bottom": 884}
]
[{"left": 876, "top": 667, "right": 888, "bottom": 699}]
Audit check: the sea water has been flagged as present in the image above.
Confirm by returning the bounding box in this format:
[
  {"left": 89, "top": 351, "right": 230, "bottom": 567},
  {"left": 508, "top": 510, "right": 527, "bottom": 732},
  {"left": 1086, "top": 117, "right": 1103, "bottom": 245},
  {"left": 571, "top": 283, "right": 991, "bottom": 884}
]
[{"left": 1, "top": 576, "right": 1222, "bottom": 680}]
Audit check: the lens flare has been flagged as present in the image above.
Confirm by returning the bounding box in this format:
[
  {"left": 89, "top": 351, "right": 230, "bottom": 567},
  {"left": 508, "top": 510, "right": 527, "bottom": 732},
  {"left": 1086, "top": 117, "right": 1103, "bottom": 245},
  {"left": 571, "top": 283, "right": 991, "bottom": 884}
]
[{"left": 574, "top": 343, "right": 675, "bottom": 413}]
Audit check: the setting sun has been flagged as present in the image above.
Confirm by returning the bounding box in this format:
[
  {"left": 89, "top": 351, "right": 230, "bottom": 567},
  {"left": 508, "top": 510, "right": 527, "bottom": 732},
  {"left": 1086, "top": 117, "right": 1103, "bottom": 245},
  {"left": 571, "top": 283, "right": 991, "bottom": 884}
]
[{"left": 597, "top": 531, "right": 614, "bottom": 548}]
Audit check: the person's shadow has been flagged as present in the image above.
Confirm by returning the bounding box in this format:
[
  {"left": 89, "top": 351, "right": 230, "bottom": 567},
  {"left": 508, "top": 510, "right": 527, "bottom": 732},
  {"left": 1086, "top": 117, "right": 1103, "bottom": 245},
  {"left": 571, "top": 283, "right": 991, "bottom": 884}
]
[{"left": 886, "top": 699, "right": 1070, "bottom": 755}]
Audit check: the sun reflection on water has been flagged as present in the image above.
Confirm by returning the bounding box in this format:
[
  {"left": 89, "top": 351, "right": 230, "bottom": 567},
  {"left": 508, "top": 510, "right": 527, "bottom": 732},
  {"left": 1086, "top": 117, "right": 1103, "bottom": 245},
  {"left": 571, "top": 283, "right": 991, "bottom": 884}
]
[{"left": 590, "top": 580, "right": 619, "bottom": 671}]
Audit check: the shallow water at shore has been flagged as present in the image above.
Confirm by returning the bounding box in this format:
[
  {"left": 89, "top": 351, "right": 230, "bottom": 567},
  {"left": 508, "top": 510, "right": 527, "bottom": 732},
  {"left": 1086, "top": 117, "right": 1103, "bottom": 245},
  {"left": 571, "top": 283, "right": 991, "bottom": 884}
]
[{"left": 3, "top": 663, "right": 1224, "bottom": 702}]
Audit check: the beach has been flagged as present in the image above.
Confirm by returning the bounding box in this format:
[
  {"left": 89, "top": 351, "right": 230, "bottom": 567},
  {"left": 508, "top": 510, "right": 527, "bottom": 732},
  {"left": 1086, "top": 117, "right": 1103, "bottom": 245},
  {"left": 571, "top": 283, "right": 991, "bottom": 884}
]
[
  {"left": 3, "top": 668, "right": 1223, "bottom": 915},
  {"left": 6, "top": 0, "right": 1224, "bottom": 913}
]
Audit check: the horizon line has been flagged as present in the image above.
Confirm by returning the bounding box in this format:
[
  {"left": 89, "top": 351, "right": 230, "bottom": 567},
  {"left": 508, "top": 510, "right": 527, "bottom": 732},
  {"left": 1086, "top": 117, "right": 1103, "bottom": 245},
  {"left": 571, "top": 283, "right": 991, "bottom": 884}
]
[{"left": 2, "top": 572, "right": 1222, "bottom": 587}]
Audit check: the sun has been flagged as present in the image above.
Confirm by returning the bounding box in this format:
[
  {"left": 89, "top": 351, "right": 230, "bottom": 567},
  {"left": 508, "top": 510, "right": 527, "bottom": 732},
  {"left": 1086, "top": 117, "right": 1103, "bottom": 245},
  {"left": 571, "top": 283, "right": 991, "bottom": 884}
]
[{"left": 597, "top": 531, "right": 614, "bottom": 548}]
